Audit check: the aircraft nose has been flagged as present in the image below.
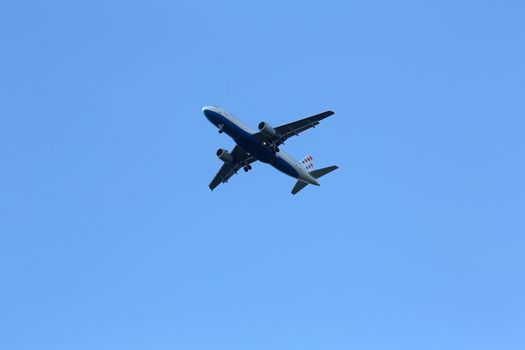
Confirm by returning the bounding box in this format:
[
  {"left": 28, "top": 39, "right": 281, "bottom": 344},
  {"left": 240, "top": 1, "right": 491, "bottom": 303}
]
[
  {"left": 203, "top": 106, "right": 219, "bottom": 124},
  {"left": 202, "top": 106, "right": 211, "bottom": 119},
  {"left": 202, "top": 105, "right": 216, "bottom": 117}
]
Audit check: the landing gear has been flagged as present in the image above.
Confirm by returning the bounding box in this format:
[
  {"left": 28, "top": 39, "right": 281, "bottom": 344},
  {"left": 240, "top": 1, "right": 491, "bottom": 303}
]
[
  {"left": 218, "top": 124, "right": 224, "bottom": 134},
  {"left": 262, "top": 142, "right": 279, "bottom": 153},
  {"left": 243, "top": 164, "right": 252, "bottom": 172}
]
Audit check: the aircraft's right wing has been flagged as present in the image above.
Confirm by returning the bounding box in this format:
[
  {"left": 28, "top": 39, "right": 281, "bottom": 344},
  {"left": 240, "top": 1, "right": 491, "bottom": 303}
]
[
  {"left": 253, "top": 110, "right": 334, "bottom": 147},
  {"left": 209, "top": 145, "right": 257, "bottom": 191}
]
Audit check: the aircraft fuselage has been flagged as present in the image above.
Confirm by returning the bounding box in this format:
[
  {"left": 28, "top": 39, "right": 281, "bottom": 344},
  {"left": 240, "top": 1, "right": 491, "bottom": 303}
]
[{"left": 203, "top": 106, "right": 319, "bottom": 185}]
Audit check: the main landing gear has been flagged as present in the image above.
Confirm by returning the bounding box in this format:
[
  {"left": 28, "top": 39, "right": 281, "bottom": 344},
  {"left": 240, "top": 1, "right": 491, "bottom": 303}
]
[
  {"left": 262, "top": 142, "right": 279, "bottom": 153},
  {"left": 243, "top": 164, "right": 252, "bottom": 172}
]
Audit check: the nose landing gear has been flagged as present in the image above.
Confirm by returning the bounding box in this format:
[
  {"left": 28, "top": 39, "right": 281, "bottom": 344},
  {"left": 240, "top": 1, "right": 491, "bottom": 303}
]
[{"left": 243, "top": 164, "right": 252, "bottom": 172}]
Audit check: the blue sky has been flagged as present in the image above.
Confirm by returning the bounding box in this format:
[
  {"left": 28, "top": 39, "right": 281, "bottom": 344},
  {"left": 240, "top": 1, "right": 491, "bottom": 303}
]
[{"left": 1, "top": 1, "right": 524, "bottom": 349}]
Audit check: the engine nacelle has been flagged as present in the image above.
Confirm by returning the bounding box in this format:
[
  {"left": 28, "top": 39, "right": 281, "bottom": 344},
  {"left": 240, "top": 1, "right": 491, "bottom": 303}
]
[
  {"left": 216, "top": 148, "right": 234, "bottom": 163},
  {"left": 258, "top": 121, "right": 278, "bottom": 138}
]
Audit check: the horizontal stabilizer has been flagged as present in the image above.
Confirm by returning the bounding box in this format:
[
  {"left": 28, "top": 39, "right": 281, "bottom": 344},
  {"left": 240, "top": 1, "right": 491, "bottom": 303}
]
[
  {"left": 309, "top": 165, "right": 338, "bottom": 179},
  {"left": 291, "top": 180, "right": 309, "bottom": 195}
]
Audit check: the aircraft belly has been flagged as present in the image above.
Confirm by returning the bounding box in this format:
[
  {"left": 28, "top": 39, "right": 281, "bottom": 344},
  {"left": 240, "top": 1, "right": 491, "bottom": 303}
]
[
  {"left": 220, "top": 114, "right": 298, "bottom": 177},
  {"left": 233, "top": 133, "right": 274, "bottom": 163}
]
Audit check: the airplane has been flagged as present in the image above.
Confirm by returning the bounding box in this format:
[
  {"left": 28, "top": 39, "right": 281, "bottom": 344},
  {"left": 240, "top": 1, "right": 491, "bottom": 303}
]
[{"left": 203, "top": 105, "right": 338, "bottom": 195}]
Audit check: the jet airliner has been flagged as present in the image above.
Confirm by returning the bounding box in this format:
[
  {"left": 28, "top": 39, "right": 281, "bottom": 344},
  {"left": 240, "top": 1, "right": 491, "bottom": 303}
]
[{"left": 203, "top": 106, "right": 338, "bottom": 194}]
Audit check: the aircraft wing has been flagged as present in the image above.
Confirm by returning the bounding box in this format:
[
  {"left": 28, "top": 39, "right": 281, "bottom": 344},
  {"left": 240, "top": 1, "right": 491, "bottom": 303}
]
[
  {"left": 209, "top": 145, "right": 257, "bottom": 191},
  {"left": 254, "top": 110, "right": 334, "bottom": 146}
]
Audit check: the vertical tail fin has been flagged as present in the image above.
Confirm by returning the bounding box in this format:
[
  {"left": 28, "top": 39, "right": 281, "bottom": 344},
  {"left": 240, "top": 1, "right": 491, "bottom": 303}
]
[{"left": 301, "top": 155, "right": 314, "bottom": 170}]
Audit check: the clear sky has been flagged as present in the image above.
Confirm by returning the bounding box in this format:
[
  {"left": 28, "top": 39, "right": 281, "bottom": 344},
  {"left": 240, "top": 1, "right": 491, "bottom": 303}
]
[{"left": 1, "top": 1, "right": 524, "bottom": 349}]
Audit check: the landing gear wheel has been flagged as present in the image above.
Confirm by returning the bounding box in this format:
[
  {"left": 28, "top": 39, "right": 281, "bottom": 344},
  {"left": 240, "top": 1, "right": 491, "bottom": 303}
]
[{"left": 243, "top": 166, "right": 249, "bottom": 172}]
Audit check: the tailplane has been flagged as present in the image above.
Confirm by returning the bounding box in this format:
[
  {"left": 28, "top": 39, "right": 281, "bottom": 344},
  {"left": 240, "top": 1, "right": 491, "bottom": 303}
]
[
  {"left": 291, "top": 180, "right": 309, "bottom": 195},
  {"left": 291, "top": 165, "right": 339, "bottom": 195},
  {"left": 310, "top": 165, "right": 339, "bottom": 179}
]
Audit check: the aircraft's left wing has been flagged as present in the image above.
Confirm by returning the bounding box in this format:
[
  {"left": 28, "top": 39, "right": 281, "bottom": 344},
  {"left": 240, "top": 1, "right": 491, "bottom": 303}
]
[
  {"left": 209, "top": 145, "right": 257, "bottom": 191},
  {"left": 253, "top": 110, "right": 334, "bottom": 147}
]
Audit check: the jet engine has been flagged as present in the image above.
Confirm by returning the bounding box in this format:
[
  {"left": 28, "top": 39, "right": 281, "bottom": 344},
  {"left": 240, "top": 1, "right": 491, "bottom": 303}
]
[
  {"left": 216, "top": 148, "right": 234, "bottom": 163},
  {"left": 258, "top": 121, "right": 278, "bottom": 138}
]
